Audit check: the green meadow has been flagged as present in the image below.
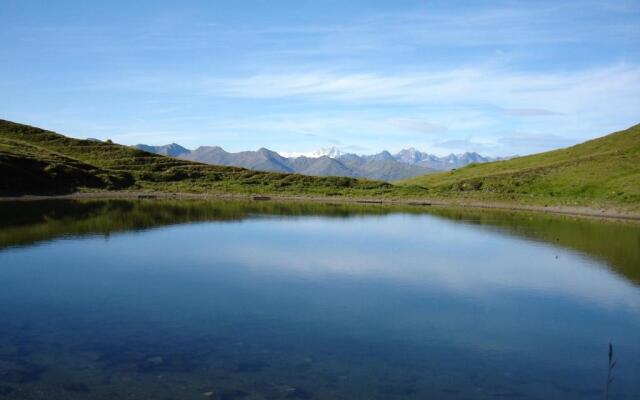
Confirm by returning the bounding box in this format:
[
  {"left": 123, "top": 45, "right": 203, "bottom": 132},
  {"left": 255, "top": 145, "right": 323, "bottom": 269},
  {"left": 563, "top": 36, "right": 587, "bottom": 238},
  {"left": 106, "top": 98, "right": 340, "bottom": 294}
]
[
  {"left": 399, "top": 124, "right": 640, "bottom": 209},
  {"left": 1, "top": 119, "right": 639, "bottom": 210}
]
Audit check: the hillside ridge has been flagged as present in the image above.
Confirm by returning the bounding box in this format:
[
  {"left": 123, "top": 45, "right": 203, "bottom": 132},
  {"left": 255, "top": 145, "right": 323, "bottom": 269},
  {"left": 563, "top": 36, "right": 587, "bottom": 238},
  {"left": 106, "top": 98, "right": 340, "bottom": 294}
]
[
  {"left": 0, "top": 119, "right": 418, "bottom": 197},
  {"left": 400, "top": 124, "right": 640, "bottom": 207}
]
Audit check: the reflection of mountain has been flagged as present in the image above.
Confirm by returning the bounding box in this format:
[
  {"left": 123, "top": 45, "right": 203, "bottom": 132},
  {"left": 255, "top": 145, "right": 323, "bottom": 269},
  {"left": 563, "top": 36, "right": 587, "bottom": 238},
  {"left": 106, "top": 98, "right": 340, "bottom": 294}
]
[{"left": 0, "top": 200, "right": 638, "bottom": 285}]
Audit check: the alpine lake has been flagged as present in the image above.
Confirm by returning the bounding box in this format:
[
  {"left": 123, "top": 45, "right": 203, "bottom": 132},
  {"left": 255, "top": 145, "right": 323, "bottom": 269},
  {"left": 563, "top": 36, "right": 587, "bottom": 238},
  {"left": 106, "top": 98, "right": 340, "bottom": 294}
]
[{"left": 0, "top": 199, "right": 638, "bottom": 399}]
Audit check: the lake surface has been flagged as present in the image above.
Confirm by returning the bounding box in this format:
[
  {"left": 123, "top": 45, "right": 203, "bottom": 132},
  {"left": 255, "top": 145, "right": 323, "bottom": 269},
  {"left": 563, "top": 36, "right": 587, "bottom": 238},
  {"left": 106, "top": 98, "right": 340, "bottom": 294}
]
[{"left": 0, "top": 200, "right": 639, "bottom": 399}]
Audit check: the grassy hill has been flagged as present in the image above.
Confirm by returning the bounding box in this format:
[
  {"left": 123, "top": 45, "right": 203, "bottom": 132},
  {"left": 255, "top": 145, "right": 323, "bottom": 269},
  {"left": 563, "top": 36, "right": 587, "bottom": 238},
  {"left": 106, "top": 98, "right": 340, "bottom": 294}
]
[
  {"left": 399, "top": 124, "right": 640, "bottom": 207},
  {"left": 2, "top": 119, "right": 639, "bottom": 210},
  {"left": 0, "top": 119, "right": 422, "bottom": 197}
]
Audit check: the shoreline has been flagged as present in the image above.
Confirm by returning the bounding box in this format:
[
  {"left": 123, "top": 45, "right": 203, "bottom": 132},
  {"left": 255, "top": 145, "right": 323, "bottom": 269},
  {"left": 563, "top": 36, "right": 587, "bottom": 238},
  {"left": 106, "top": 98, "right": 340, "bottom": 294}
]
[{"left": 1, "top": 191, "right": 639, "bottom": 222}]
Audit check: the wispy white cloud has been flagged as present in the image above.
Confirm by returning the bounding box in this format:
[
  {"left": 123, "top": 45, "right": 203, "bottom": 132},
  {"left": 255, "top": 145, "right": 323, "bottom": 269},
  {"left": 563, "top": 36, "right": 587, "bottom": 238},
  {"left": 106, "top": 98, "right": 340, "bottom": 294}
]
[
  {"left": 3, "top": 1, "right": 638, "bottom": 156},
  {"left": 19, "top": 62, "right": 639, "bottom": 155},
  {"left": 204, "top": 65, "right": 640, "bottom": 110},
  {"left": 501, "top": 108, "right": 562, "bottom": 117},
  {"left": 433, "top": 138, "right": 496, "bottom": 154},
  {"left": 200, "top": 64, "right": 640, "bottom": 147},
  {"left": 498, "top": 133, "right": 579, "bottom": 150},
  {"left": 387, "top": 118, "right": 448, "bottom": 134}
]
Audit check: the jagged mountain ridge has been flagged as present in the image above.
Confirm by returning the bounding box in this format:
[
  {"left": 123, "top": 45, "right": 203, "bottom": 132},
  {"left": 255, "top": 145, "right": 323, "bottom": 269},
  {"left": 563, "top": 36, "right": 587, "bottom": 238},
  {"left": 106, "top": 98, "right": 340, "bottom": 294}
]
[
  {"left": 134, "top": 144, "right": 498, "bottom": 181},
  {"left": 135, "top": 143, "right": 190, "bottom": 157},
  {"left": 395, "top": 147, "right": 499, "bottom": 170}
]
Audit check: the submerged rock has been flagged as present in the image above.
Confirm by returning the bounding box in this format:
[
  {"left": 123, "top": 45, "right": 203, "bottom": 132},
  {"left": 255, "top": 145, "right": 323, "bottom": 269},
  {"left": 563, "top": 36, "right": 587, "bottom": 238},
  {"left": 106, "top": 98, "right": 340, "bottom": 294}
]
[
  {"left": 146, "top": 356, "right": 164, "bottom": 365},
  {"left": 234, "top": 361, "right": 269, "bottom": 373},
  {"left": 63, "top": 382, "right": 90, "bottom": 393},
  {"left": 0, "top": 359, "right": 47, "bottom": 383},
  {"left": 214, "top": 388, "right": 249, "bottom": 400},
  {"left": 281, "top": 386, "right": 313, "bottom": 399},
  {"left": 288, "top": 388, "right": 313, "bottom": 399},
  {"left": 0, "top": 386, "right": 15, "bottom": 395}
]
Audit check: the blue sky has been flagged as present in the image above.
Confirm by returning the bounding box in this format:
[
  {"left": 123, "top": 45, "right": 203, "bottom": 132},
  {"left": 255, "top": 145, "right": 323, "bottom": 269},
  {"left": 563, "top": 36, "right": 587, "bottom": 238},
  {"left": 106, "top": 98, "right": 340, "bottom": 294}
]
[{"left": 1, "top": 0, "right": 639, "bottom": 156}]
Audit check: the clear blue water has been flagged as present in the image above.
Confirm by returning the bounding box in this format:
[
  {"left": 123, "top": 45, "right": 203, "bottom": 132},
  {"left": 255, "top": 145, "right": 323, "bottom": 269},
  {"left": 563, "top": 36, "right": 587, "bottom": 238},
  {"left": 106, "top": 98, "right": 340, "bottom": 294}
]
[{"left": 0, "top": 200, "right": 638, "bottom": 399}]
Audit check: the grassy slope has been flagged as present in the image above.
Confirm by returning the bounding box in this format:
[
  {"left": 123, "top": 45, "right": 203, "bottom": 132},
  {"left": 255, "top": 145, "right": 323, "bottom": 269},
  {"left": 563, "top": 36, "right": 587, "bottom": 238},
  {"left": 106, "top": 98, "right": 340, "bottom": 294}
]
[
  {"left": 2, "top": 119, "right": 639, "bottom": 209},
  {"left": 0, "top": 119, "right": 424, "bottom": 197},
  {"left": 399, "top": 124, "right": 640, "bottom": 208}
]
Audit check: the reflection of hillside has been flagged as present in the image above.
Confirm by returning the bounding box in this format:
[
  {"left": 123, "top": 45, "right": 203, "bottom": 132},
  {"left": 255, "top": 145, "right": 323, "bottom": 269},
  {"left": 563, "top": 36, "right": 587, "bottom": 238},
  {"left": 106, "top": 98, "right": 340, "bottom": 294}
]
[
  {"left": 425, "top": 208, "right": 640, "bottom": 286},
  {"left": 0, "top": 200, "right": 415, "bottom": 250},
  {"left": 0, "top": 199, "right": 638, "bottom": 286}
]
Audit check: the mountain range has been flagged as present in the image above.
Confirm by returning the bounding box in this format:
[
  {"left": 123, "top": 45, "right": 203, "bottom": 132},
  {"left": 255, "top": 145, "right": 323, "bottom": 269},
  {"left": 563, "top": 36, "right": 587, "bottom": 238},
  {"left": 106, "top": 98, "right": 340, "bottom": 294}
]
[
  {"left": 134, "top": 144, "right": 499, "bottom": 181},
  {"left": 2, "top": 119, "right": 638, "bottom": 210}
]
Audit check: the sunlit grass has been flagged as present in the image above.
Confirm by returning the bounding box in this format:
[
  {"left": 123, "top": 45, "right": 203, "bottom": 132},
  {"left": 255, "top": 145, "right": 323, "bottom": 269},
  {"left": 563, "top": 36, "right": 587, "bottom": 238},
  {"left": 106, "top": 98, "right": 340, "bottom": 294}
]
[{"left": 398, "top": 124, "right": 640, "bottom": 208}]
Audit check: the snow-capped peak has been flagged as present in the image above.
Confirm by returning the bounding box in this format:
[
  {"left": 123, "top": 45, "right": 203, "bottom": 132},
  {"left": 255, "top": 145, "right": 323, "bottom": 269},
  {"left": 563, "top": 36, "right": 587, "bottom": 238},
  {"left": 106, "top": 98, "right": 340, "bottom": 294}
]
[{"left": 280, "top": 146, "right": 344, "bottom": 159}]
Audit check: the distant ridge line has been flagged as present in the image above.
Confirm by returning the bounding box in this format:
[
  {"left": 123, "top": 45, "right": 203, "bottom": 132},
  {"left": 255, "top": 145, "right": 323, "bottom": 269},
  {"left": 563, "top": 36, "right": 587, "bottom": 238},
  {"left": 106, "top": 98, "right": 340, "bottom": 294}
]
[{"left": 133, "top": 143, "right": 501, "bottom": 181}]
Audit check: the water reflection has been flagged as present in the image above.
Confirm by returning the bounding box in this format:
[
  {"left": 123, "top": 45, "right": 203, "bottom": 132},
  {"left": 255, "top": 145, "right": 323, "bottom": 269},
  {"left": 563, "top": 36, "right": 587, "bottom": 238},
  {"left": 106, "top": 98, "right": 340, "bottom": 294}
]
[
  {"left": 0, "top": 199, "right": 638, "bottom": 399},
  {"left": 1, "top": 199, "right": 638, "bottom": 285}
]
